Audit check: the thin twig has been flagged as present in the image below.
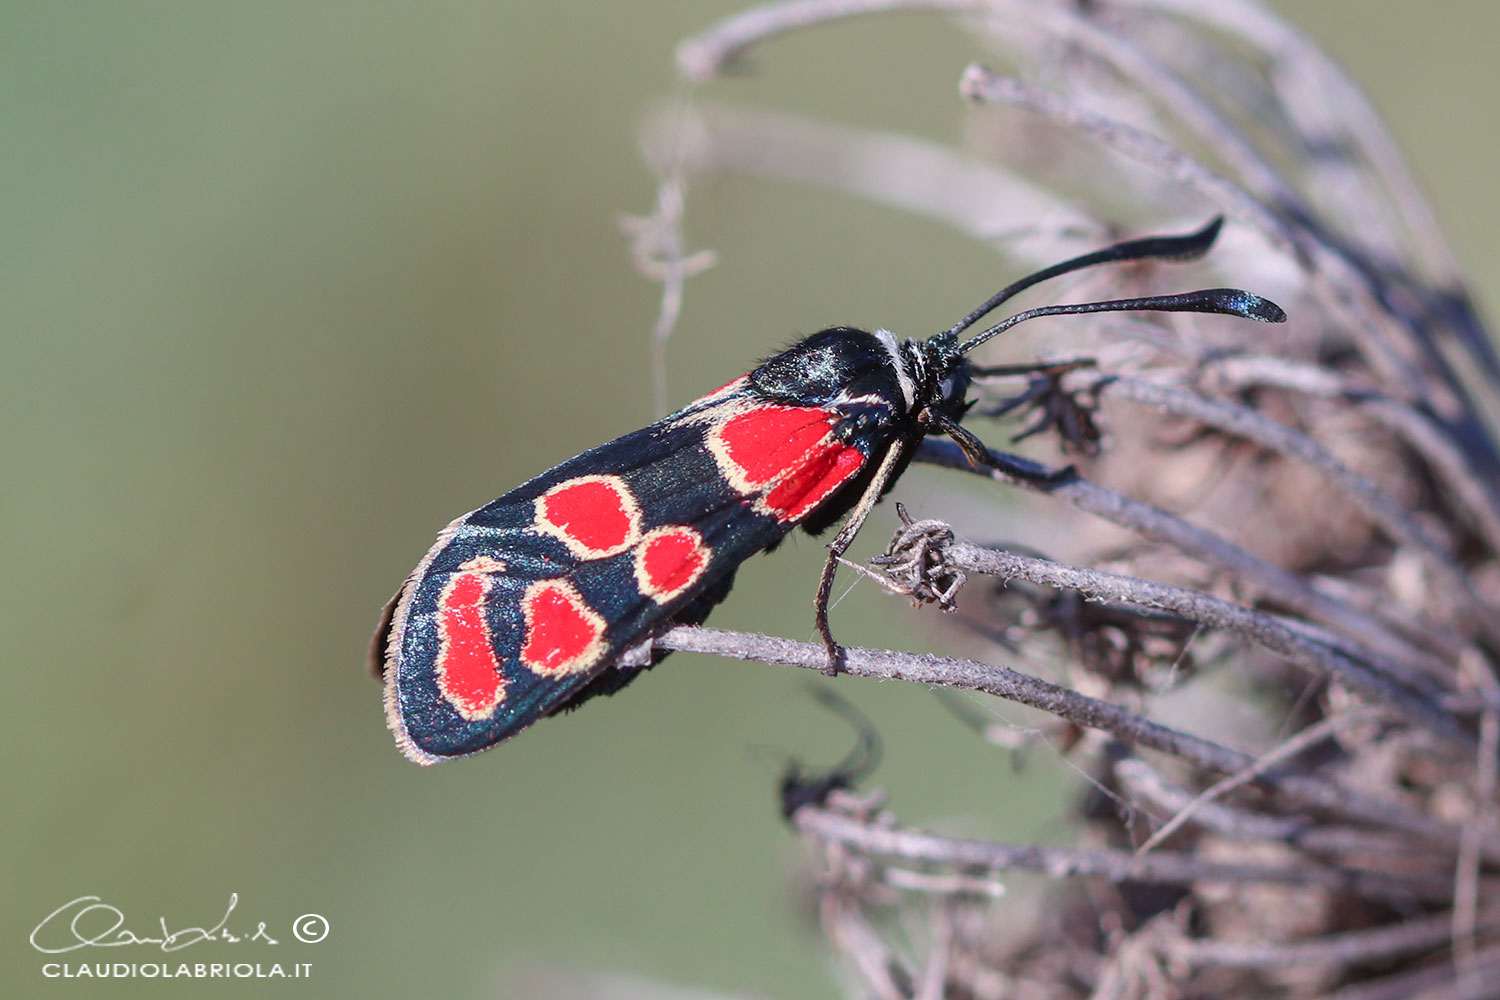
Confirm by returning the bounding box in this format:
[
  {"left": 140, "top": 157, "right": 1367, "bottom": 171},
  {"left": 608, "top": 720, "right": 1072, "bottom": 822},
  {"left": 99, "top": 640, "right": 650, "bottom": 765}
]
[
  {"left": 794, "top": 805, "right": 1455, "bottom": 902},
  {"left": 932, "top": 539, "right": 1469, "bottom": 746},
  {"left": 970, "top": 43, "right": 1500, "bottom": 480},
  {"left": 822, "top": 891, "right": 910, "bottom": 1000},
  {"left": 1114, "top": 754, "right": 1310, "bottom": 842},
  {"left": 976, "top": 0, "right": 1306, "bottom": 223},
  {"left": 1132, "top": 707, "right": 1386, "bottom": 857},
  {"left": 641, "top": 101, "right": 1101, "bottom": 263},
  {"left": 959, "top": 64, "right": 1436, "bottom": 406},
  {"left": 913, "top": 437, "right": 1447, "bottom": 685},
  {"left": 1114, "top": 756, "right": 1428, "bottom": 860},
  {"left": 1106, "top": 324, "right": 1500, "bottom": 560},
  {"left": 676, "top": 0, "right": 980, "bottom": 82},
  {"left": 916, "top": 902, "right": 953, "bottom": 1000},
  {"left": 655, "top": 624, "right": 1477, "bottom": 854},
  {"left": 1454, "top": 650, "right": 1500, "bottom": 982},
  {"left": 1323, "top": 944, "right": 1500, "bottom": 1000},
  {"left": 883, "top": 868, "right": 1008, "bottom": 898},
  {"left": 618, "top": 171, "right": 719, "bottom": 417},
  {"left": 1124, "top": 0, "right": 1465, "bottom": 290},
  {"left": 1085, "top": 371, "right": 1485, "bottom": 642},
  {"left": 1201, "top": 351, "right": 1500, "bottom": 565},
  {"left": 1170, "top": 906, "right": 1500, "bottom": 969}
]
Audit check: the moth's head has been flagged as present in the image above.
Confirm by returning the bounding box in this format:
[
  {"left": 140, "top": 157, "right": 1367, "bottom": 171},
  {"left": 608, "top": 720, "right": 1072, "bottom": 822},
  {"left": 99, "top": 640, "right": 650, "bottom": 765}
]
[{"left": 917, "top": 332, "right": 971, "bottom": 419}]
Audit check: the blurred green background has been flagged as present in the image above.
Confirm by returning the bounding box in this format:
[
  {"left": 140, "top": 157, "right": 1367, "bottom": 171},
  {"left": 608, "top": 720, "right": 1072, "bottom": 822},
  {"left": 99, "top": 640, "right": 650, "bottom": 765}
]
[{"left": 3, "top": 2, "right": 1495, "bottom": 997}]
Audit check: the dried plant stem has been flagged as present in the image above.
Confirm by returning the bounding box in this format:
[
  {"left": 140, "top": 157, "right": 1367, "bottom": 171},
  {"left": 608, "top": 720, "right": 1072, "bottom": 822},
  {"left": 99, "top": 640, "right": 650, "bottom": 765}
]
[
  {"left": 793, "top": 805, "right": 1455, "bottom": 903},
  {"left": 1105, "top": 326, "right": 1500, "bottom": 558},
  {"left": 821, "top": 891, "right": 909, "bottom": 1000},
  {"left": 1131, "top": 707, "right": 1386, "bottom": 857},
  {"left": 1183, "top": 348, "right": 1500, "bottom": 560},
  {"left": 1086, "top": 372, "right": 1486, "bottom": 641},
  {"left": 1454, "top": 652, "right": 1500, "bottom": 979},
  {"left": 883, "top": 867, "right": 1008, "bottom": 897},
  {"left": 646, "top": 4, "right": 1500, "bottom": 995},
  {"left": 932, "top": 539, "right": 1470, "bottom": 747},
  {"left": 676, "top": 0, "right": 980, "bottom": 82},
  {"left": 913, "top": 438, "right": 1441, "bottom": 680},
  {"left": 915, "top": 903, "right": 953, "bottom": 1000},
  {"left": 1324, "top": 945, "right": 1500, "bottom": 1000},
  {"left": 642, "top": 102, "right": 1100, "bottom": 259},
  {"left": 975, "top": 0, "right": 1303, "bottom": 216},
  {"left": 959, "top": 65, "right": 1440, "bottom": 407},
  {"left": 1114, "top": 756, "right": 1419, "bottom": 858},
  {"left": 619, "top": 173, "right": 718, "bottom": 416},
  {"left": 654, "top": 624, "right": 1474, "bottom": 854},
  {"left": 1169, "top": 905, "right": 1500, "bottom": 969},
  {"left": 1122, "top": 0, "right": 1464, "bottom": 288}
]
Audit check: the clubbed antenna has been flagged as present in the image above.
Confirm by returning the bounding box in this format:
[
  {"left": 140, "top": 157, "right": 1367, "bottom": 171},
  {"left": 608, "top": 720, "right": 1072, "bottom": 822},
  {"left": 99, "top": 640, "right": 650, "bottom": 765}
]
[
  {"left": 957, "top": 287, "right": 1286, "bottom": 355},
  {"left": 944, "top": 217, "right": 1227, "bottom": 343}
]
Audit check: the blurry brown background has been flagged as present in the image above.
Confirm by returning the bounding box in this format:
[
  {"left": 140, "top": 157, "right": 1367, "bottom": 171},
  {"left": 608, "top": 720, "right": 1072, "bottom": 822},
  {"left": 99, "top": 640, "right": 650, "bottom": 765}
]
[{"left": 3, "top": 2, "right": 1496, "bottom": 997}]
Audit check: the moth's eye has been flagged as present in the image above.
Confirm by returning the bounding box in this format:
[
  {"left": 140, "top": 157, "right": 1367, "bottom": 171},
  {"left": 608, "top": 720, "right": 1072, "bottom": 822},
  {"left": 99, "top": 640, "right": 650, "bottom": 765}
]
[{"left": 938, "top": 371, "right": 969, "bottom": 402}]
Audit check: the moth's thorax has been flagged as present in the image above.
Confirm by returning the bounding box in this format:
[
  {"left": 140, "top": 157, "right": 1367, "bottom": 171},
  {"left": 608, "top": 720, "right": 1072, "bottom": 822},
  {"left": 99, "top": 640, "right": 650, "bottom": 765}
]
[{"left": 750, "top": 327, "right": 912, "bottom": 417}]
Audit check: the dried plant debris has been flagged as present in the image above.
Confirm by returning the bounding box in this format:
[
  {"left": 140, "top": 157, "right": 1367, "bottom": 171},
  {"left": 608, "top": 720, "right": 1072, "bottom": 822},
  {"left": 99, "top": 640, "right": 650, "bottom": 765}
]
[{"left": 641, "top": 1, "right": 1500, "bottom": 997}]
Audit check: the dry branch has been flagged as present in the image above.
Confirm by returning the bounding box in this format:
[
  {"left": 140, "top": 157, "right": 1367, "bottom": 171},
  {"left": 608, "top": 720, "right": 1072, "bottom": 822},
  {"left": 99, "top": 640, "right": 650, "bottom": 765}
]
[{"left": 638, "top": 1, "right": 1500, "bottom": 996}]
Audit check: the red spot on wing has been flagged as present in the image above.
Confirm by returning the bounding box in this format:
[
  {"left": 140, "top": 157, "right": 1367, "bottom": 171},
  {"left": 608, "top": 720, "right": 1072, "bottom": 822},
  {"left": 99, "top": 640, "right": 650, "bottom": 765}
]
[
  {"left": 435, "top": 567, "right": 508, "bottom": 720},
  {"left": 538, "top": 476, "right": 640, "bottom": 558},
  {"left": 763, "top": 443, "right": 866, "bottom": 521},
  {"left": 520, "top": 581, "right": 605, "bottom": 675},
  {"left": 635, "top": 526, "right": 709, "bottom": 603},
  {"left": 717, "top": 406, "right": 839, "bottom": 486}
]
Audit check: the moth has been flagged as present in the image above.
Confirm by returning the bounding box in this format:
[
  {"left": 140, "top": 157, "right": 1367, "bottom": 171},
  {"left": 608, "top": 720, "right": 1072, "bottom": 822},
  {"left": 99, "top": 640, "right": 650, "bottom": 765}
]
[{"left": 370, "top": 218, "right": 1284, "bottom": 763}]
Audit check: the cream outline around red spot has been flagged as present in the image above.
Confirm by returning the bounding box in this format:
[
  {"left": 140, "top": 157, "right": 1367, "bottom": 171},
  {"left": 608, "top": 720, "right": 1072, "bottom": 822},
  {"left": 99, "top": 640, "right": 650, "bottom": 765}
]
[
  {"left": 705, "top": 404, "right": 832, "bottom": 493},
  {"left": 704, "top": 404, "right": 866, "bottom": 523},
  {"left": 518, "top": 579, "right": 608, "bottom": 677},
  {"left": 459, "top": 555, "right": 508, "bottom": 573},
  {"left": 534, "top": 474, "right": 642, "bottom": 559},
  {"left": 433, "top": 555, "right": 510, "bottom": 721},
  {"left": 633, "top": 525, "right": 710, "bottom": 604}
]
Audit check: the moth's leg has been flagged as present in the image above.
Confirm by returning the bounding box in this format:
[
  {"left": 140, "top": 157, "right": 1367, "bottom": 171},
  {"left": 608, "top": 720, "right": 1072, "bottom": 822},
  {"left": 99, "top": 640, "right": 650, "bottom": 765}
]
[
  {"left": 965, "top": 357, "right": 1095, "bottom": 380},
  {"left": 815, "top": 439, "right": 909, "bottom": 675},
  {"left": 930, "top": 413, "right": 1075, "bottom": 487}
]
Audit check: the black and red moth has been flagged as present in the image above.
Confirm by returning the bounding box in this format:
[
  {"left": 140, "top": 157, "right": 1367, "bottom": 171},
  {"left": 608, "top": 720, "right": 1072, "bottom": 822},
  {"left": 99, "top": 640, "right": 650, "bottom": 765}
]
[{"left": 371, "top": 219, "right": 1284, "bottom": 764}]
